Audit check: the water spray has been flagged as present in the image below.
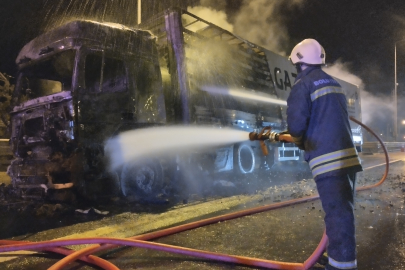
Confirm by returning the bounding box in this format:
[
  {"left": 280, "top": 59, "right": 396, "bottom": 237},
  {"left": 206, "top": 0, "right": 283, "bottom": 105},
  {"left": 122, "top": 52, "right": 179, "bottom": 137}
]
[
  {"left": 200, "top": 86, "right": 287, "bottom": 106},
  {"left": 104, "top": 126, "right": 249, "bottom": 170}
]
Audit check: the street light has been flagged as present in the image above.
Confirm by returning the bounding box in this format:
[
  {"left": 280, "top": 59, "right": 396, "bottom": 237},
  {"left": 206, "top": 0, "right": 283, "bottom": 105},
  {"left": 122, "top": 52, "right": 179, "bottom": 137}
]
[
  {"left": 394, "top": 39, "right": 405, "bottom": 141},
  {"left": 138, "top": 0, "right": 141, "bottom": 24}
]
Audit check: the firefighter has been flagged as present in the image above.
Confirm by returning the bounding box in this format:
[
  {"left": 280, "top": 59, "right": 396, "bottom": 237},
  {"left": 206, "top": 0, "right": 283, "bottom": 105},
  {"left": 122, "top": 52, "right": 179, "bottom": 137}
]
[{"left": 287, "top": 39, "right": 362, "bottom": 270}]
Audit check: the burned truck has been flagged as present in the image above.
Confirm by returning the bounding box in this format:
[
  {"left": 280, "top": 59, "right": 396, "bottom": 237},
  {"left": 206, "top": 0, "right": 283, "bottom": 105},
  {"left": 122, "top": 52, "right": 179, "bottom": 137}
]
[
  {"left": 8, "top": 21, "right": 166, "bottom": 199},
  {"left": 7, "top": 8, "right": 362, "bottom": 201}
]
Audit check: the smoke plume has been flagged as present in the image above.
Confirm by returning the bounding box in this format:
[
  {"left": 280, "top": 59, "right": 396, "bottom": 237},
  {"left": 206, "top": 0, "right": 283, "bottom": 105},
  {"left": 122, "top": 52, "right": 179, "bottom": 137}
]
[
  {"left": 233, "top": 0, "right": 303, "bottom": 55},
  {"left": 323, "top": 61, "right": 363, "bottom": 87},
  {"left": 186, "top": 6, "right": 233, "bottom": 32},
  {"left": 188, "top": 0, "right": 303, "bottom": 55},
  {"left": 323, "top": 61, "right": 395, "bottom": 140}
]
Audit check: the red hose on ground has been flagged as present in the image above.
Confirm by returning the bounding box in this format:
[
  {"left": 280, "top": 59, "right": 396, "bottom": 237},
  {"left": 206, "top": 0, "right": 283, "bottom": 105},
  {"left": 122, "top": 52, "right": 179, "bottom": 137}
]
[
  {"left": 0, "top": 195, "right": 324, "bottom": 270},
  {"left": 44, "top": 195, "right": 325, "bottom": 270},
  {"left": 0, "top": 117, "right": 390, "bottom": 270},
  {"left": 0, "top": 238, "right": 307, "bottom": 270},
  {"left": 302, "top": 230, "right": 328, "bottom": 269},
  {"left": 0, "top": 239, "right": 118, "bottom": 270}
]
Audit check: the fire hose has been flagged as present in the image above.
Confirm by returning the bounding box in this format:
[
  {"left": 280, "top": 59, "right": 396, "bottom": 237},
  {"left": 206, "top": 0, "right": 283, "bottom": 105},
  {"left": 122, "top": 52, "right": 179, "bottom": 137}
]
[{"left": 0, "top": 117, "right": 389, "bottom": 270}]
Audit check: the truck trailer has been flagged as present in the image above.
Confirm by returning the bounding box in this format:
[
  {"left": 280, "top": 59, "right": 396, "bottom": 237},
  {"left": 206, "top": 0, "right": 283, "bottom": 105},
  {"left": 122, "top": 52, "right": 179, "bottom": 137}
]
[{"left": 7, "top": 8, "right": 362, "bottom": 201}]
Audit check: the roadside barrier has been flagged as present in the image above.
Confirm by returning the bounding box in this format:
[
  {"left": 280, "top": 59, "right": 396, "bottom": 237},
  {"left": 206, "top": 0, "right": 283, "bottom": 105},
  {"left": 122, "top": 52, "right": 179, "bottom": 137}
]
[{"left": 362, "top": 141, "right": 405, "bottom": 154}]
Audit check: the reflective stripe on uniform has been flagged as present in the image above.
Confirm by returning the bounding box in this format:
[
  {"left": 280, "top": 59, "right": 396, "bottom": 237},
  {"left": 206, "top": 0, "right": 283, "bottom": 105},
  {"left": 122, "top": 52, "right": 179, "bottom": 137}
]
[
  {"left": 310, "top": 86, "right": 344, "bottom": 101},
  {"left": 312, "top": 157, "right": 361, "bottom": 178},
  {"left": 328, "top": 256, "right": 357, "bottom": 269},
  {"left": 309, "top": 148, "right": 360, "bottom": 178},
  {"left": 309, "top": 148, "right": 357, "bottom": 169}
]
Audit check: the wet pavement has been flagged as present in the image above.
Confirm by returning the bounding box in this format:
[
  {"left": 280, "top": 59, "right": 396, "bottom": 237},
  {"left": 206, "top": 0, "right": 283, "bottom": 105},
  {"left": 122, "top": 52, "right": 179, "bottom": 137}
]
[{"left": 0, "top": 152, "right": 404, "bottom": 269}]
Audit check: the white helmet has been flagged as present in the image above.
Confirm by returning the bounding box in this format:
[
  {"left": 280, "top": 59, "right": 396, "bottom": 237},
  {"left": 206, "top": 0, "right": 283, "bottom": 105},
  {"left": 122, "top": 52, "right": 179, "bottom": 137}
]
[{"left": 289, "top": 39, "right": 325, "bottom": 65}]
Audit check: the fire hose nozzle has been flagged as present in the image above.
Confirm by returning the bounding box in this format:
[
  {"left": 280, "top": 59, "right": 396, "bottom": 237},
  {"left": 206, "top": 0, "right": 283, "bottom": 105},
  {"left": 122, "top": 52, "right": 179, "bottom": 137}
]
[
  {"left": 249, "top": 130, "right": 280, "bottom": 142},
  {"left": 249, "top": 127, "right": 277, "bottom": 156},
  {"left": 249, "top": 127, "right": 294, "bottom": 156}
]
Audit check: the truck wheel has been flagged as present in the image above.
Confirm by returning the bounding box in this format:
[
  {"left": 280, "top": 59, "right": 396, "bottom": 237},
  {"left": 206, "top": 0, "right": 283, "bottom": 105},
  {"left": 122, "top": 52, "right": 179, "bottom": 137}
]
[
  {"left": 234, "top": 143, "right": 255, "bottom": 174},
  {"left": 120, "top": 159, "right": 163, "bottom": 198}
]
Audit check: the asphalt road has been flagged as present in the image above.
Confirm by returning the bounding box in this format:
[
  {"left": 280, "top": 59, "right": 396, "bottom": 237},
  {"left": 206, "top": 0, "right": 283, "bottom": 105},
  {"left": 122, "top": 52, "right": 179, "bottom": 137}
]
[{"left": 0, "top": 152, "right": 404, "bottom": 269}]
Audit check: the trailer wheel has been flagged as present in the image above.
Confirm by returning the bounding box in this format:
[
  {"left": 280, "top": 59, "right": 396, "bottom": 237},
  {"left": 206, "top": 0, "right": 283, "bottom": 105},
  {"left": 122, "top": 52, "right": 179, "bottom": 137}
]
[
  {"left": 120, "top": 159, "right": 163, "bottom": 198},
  {"left": 234, "top": 143, "right": 255, "bottom": 174}
]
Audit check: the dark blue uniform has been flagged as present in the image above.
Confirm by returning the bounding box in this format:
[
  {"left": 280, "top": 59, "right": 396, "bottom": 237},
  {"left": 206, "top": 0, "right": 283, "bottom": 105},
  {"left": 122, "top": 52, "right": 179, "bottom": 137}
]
[{"left": 287, "top": 66, "right": 362, "bottom": 270}]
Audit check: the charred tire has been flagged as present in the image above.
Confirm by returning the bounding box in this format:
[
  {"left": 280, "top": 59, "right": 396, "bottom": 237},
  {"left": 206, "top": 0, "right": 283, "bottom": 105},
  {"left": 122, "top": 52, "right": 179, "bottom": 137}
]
[
  {"left": 234, "top": 143, "right": 255, "bottom": 174},
  {"left": 120, "top": 159, "right": 163, "bottom": 198}
]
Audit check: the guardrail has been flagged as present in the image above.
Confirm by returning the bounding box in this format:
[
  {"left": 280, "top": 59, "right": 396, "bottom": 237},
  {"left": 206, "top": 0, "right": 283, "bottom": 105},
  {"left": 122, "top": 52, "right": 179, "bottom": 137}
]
[{"left": 362, "top": 141, "right": 405, "bottom": 154}]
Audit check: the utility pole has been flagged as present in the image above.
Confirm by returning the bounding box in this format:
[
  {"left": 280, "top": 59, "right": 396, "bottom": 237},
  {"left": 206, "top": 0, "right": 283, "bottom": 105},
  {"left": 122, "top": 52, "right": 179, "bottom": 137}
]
[
  {"left": 394, "top": 39, "right": 405, "bottom": 141},
  {"left": 395, "top": 43, "right": 398, "bottom": 141},
  {"left": 138, "top": 0, "right": 141, "bottom": 24}
]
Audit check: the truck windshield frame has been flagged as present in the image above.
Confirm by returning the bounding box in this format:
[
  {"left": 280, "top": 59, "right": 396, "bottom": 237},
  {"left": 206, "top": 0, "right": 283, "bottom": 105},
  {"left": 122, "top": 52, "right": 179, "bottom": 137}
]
[
  {"left": 84, "top": 50, "right": 128, "bottom": 93},
  {"left": 14, "top": 49, "right": 76, "bottom": 104}
]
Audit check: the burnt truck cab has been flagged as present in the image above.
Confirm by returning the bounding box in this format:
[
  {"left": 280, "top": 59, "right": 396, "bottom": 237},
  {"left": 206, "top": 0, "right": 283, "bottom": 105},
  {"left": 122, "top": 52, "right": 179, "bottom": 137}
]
[{"left": 8, "top": 20, "right": 166, "bottom": 199}]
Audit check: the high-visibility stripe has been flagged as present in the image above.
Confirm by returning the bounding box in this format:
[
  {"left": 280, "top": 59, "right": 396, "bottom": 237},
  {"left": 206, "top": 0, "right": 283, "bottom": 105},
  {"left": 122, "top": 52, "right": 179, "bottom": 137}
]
[
  {"left": 328, "top": 256, "right": 357, "bottom": 269},
  {"left": 309, "top": 148, "right": 358, "bottom": 169},
  {"left": 310, "top": 86, "right": 344, "bottom": 101},
  {"left": 312, "top": 157, "right": 361, "bottom": 178}
]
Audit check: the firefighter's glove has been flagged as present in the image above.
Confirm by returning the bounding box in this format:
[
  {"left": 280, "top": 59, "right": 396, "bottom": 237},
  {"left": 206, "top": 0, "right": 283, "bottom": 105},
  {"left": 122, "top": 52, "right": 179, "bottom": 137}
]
[
  {"left": 276, "top": 130, "right": 289, "bottom": 143},
  {"left": 275, "top": 130, "right": 292, "bottom": 143},
  {"left": 291, "top": 135, "right": 305, "bottom": 150}
]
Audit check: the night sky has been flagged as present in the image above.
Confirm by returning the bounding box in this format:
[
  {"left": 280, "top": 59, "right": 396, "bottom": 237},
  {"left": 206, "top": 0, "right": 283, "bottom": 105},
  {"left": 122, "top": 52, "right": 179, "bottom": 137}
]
[
  {"left": 286, "top": 0, "right": 405, "bottom": 96},
  {"left": 1, "top": 0, "right": 404, "bottom": 93}
]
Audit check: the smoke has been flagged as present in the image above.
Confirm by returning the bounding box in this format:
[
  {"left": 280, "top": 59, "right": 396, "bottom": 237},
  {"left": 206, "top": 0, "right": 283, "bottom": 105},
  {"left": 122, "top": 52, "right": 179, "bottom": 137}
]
[
  {"left": 184, "top": 37, "right": 249, "bottom": 92},
  {"left": 188, "top": 0, "right": 303, "bottom": 55},
  {"left": 323, "top": 61, "right": 363, "bottom": 87},
  {"left": 198, "top": 0, "right": 227, "bottom": 10},
  {"left": 186, "top": 6, "right": 233, "bottom": 32},
  {"left": 323, "top": 61, "right": 394, "bottom": 140},
  {"left": 233, "top": 0, "right": 303, "bottom": 55},
  {"left": 360, "top": 91, "right": 394, "bottom": 129}
]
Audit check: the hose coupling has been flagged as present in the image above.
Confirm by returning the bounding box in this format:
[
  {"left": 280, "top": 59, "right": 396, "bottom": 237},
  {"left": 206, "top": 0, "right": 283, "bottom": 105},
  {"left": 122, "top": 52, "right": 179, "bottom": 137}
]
[{"left": 268, "top": 131, "right": 280, "bottom": 142}]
